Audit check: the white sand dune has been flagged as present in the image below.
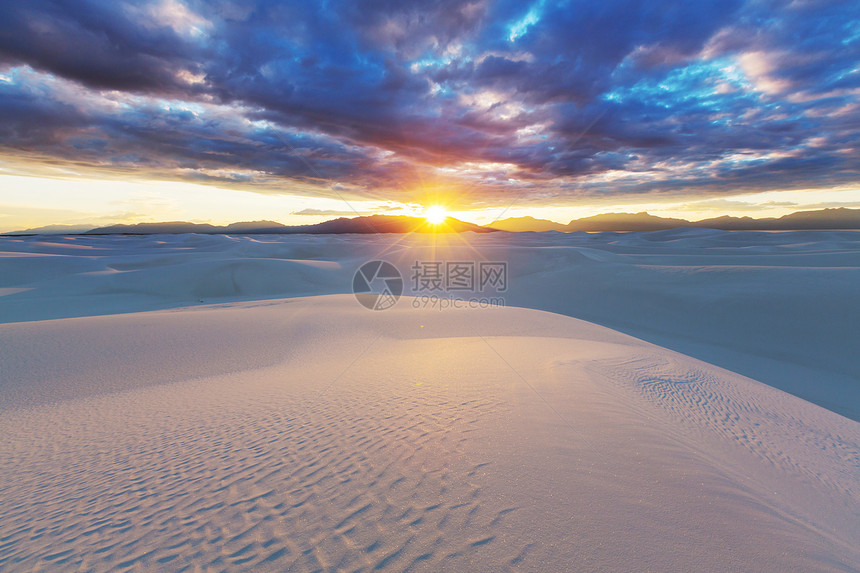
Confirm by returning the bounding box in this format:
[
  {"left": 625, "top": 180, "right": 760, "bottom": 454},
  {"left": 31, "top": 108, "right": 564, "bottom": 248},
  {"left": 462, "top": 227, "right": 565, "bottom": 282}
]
[
  {"left": 1, "top": 296, "right": 858, "bottom": 571},
  {"left": 0, "top": 231, "right": 858, "bottom": 571},
  {"left": 1, "top": 230, "right": 858, "bottom": 418}
]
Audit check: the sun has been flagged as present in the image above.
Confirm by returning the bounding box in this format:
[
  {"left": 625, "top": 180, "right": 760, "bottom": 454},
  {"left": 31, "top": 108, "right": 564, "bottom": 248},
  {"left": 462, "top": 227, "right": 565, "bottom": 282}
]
[{"left": 424, "top": 206, "right": 448, "bottom": 225}]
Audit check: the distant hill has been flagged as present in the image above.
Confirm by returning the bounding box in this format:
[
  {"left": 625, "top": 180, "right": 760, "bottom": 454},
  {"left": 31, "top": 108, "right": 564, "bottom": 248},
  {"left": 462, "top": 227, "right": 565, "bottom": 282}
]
[
  {"left": 5, "top": 224, "right": 96, "bottom": 235},
  {"left": 223, "top": 220, "right": 286, "bottom": 232},
  {"left": 490, "top": 208, "right": 860, "bottom": 232},
  {"left": 490, "top": 216, "right": 568, "bottom": 232},
  {"left": 566, "top": 212, "right": 691, "bottom": 232},
  {"left": 84, "top": 221, "right": 224, "bottom": 234},
  {"left": 759, "top": 208, "right": 860, "bottom": 229},
  {"left": 82, "top": 215, "right": 495, "bottom": 235},
  {"left": 689, "top": 208, "right": 860, "bottom": 230}
]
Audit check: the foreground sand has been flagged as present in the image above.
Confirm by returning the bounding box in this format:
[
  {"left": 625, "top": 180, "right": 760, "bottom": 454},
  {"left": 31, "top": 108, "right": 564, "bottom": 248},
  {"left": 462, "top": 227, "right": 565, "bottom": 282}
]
[{"left": 1, "top": 295, "right": 858, "bottom": 571}]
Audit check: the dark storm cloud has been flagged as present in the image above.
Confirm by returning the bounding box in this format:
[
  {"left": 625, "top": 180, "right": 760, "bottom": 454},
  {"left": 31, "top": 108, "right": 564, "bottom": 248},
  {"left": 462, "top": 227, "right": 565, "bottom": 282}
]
[
  {"left": 0, "top": 0, "right": 858, "bottom": 204},
  {"left": 0, "top": 0, "right": 206, "bottom": 94}
]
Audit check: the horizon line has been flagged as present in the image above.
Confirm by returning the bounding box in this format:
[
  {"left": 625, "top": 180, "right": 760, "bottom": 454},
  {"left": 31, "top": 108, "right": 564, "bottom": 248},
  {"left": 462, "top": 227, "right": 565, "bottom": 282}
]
[{"left": 4, "top": 206, "right": 859, "bottom": 236}]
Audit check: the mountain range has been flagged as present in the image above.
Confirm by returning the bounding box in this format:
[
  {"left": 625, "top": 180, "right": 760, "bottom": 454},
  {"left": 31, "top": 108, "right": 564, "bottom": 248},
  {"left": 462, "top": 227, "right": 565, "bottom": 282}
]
[
  {"left": 4, "top": 208, "right": 858, "bottom": 235},
  {"left": 78, "top": 215, "right": 492, "bottom": 235},
  {"left": 491, "top": 208, "right": 860, "bottom": 232}
]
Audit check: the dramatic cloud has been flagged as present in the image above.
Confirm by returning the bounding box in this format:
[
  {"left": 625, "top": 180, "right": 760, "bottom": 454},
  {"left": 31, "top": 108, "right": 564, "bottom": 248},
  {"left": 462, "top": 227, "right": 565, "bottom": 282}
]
[{"left": 1, "top": 0, "right": 858, "bottom": 207}]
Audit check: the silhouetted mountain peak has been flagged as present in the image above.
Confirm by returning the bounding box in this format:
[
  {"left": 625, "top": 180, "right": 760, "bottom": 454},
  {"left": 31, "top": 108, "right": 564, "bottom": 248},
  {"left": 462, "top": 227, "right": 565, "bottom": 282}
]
[{"left": 81, "top": 215, "right": 496, "bottom": 235}]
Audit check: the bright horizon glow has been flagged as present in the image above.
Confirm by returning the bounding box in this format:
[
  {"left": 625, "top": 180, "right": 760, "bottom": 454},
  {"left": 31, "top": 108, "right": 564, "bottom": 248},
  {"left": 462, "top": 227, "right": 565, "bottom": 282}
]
[
  {"left": 1, "top": 174, "right": 859, "bottom": 233},
  {"left": 424, "top": 206, "right": 449, "bottom": 225},
  {"left": 0, "top": 174, "right": 422, "bottom": 233}
]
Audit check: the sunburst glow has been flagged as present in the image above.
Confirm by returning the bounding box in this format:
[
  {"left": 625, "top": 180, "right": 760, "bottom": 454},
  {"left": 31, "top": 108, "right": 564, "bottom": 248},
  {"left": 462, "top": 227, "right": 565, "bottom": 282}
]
[{"left": 424, "top": 206, "right": 448, "bottom": 225}]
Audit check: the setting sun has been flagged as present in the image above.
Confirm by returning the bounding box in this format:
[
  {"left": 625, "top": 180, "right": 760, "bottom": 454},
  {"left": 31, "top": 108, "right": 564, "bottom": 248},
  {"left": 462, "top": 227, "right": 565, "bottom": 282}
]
[{"left": 424, "top": 206, "right": 448, "bottom": 225}]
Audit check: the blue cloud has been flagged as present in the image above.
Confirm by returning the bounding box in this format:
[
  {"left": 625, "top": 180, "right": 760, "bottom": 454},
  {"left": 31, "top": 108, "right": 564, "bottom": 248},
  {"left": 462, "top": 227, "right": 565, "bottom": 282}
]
[{"left": 0, "top": 0, "right": 858, "bottom": 205}]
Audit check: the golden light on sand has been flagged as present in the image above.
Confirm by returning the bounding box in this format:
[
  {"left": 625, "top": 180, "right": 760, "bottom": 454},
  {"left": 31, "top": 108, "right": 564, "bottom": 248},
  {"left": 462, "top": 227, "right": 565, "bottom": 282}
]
[{"left": 424, "top": 206, "right": 448, "bottom": 225}]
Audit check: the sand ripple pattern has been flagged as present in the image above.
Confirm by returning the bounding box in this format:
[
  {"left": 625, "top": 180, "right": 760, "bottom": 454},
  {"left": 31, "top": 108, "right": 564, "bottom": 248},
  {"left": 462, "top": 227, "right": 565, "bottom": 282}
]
[
  {"left": 585, "top": 351, "right": 860, "bottom": 499},
  {"left": 0, "top": 362, "right": 517, "bottom": 571}
]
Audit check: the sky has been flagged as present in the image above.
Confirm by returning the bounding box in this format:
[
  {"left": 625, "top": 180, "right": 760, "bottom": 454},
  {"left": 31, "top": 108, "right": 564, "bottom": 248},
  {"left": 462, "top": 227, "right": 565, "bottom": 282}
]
[{"left": 1, "top": 0, "right": 859, "bottom": 231}]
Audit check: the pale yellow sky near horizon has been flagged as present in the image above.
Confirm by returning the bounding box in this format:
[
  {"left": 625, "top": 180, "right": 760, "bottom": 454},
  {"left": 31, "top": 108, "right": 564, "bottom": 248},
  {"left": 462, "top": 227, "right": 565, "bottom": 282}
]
[{"left": 1, "top": 173, "right": 859, "bottom": 233}]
